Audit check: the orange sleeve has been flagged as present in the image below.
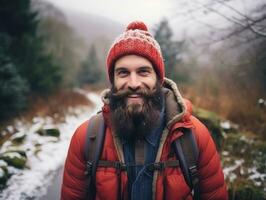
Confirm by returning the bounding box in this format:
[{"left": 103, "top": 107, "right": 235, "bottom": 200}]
[
  {"left": 191, "top": 116, "right": 228, "bottom": 200},
  {"left": 61, "top": 120, "right": 89, "bottom": 200}
]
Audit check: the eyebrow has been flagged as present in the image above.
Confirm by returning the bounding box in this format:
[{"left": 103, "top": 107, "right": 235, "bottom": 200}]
[
  {"left": 138, "top": 66, "right": 153, "bottom": 71},
  {"left": 114, "top": 67, "right": 128, "bottom": 73},
  {"left": 115, "top": 66, "right": 153, "bottom": 72}
]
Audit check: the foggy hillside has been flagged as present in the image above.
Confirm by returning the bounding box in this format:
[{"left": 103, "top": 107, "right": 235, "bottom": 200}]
[
  {"left": 63, "top": 9, "right": 123, "bottom": 46},
  {"left": 34, "top": 0, "right": 123, "bottom": 55}
]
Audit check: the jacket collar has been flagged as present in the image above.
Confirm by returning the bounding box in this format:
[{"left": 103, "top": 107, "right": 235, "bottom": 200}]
[{"left": 162, "top": 78, "right": 187, "bottom": 129}]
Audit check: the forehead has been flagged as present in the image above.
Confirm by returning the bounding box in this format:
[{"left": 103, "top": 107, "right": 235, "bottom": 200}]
[{"left": 114, "top": 55, "right": 154, "bottom": 70}]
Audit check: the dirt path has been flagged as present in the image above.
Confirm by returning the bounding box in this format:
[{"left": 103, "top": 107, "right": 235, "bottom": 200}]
[{"left": 39, "top": 166, "right": 64, "bottom": 200}]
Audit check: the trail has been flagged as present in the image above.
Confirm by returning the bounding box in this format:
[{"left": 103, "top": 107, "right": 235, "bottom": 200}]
[{"left": 39, "top": 167, "right": 64, "bottom": 200}]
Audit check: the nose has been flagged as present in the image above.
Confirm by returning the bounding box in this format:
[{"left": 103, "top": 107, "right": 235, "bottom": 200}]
[{"left": 128, "top": 73, "right": 141, "bottom": 90}]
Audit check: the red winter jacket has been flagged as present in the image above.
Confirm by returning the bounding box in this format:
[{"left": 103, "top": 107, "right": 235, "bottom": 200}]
[{"left": 61, "top": 78, "right": 228, "bottom": 200}]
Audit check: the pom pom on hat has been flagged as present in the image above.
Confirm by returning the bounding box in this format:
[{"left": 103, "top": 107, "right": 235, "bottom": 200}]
[
  {"left": 126, "top": 21, "right": 148, "bottom": 31},
  {"left": 106, "top": 21, "right": 165, "bottom": 83}
]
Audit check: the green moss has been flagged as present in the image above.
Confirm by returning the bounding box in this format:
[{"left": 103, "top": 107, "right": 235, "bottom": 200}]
[
  {"left": 36, "top": 128, "right": 60, "bottom": 137},
  {"left": 4, "top": 149, "right": 27, "bottom": 158},
  {"left": 193, "top": 107, "right": 221, "bottom": 126},
  {"left": 193, "top": 107, "right": 223, "bottom": 150},
  {"left": 0, "top": 152, "right": 27, "bottom": 169},
  {"left": 10, "top": 132, "right": 26, "bottom": 144},
  {"left": 192, "top": 107, "right": 266, "bottom": 194}
]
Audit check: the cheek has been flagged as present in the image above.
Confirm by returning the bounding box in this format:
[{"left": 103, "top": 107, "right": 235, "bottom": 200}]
[
  {"left": 114, "top": 77, "right": 125, "bottom": 90},
  {"left": 144, "top": 77, "right": 157, "bottom": 89},
  {"left": 146, "top": 71, "right": 157, "bottom": 88},
  {"left": 151, "top": 78, "right": 157, "bottom": 88}
]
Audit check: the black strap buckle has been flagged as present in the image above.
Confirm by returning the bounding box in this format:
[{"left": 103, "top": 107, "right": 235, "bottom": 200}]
[
  {"left": 120, "top": 163, "right": 127, "bottom": 171},
  {"left": 147, "top": 162, "right": 165, "bottom": 171},
  {"left": 189, "top": 165, "right": 199, "bottom": 185},
  {"left": 85, "top": 161, "right": 93, "bottom": 175},
  {"left": 115, "top": 162, "right": 127, "bottom": 171}
]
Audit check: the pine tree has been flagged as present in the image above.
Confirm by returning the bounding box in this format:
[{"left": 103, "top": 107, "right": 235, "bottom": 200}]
[
  {"left": 0, "top": 46, "right": 29, "bottom": 120},
  {"left": 0, "top": 0, "right": 63, "bottom": 120},
  {"left": 77, "top": 44, "right": 103, "bottom": 86},
  {"left": 154, "top": 19, "right": 184, "bottom": 80},
  {"left": 0, "top": 0, "right": 62, "bottom": 94},
  {"left": 0, "top": 0, "right": 38, "bottom": 38}
]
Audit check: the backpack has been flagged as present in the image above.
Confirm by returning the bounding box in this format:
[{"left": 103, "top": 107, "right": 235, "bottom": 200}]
[{"left": 84, "top": 113, "right": 200, "bottom": 200}]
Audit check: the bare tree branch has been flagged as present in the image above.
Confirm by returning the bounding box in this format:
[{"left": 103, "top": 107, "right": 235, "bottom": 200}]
[
  {"left": 195, "top": 0, "right": 266, "bottom": 37},
  {"left": 216, "top": 0, "right": 255, "bottom": 22},
  {"left": 195, "top": 22, "right": 261, "bottom": 47}
]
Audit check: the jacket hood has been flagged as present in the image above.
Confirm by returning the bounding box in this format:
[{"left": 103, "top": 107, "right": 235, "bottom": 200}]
[
  {"left": 161, "top": 78, "right": 188, "bottom": 129},
  {"left": 100, "top": 78, "right": 191, "bottom": 130}
]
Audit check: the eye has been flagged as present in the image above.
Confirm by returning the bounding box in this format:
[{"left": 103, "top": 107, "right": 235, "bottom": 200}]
[
  {"left": 138, "top": 69, "right": 151, "bottom": 76},
  {"left": 117, "top": 70, "right": 129, "bottom": 77}
]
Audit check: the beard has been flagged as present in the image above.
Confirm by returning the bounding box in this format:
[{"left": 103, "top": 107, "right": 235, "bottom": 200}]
[{"left": 109, "top": 82, "right": 164, "bottom": 141}]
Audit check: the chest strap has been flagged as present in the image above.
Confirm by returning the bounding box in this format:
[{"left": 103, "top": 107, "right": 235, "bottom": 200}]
[{"left": 85, "top": 159, "right": 180, "bottom": 175}]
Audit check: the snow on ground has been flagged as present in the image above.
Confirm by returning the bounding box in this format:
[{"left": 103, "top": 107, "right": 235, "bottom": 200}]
[
  {"left": 248, "top": 167, "right": 266, "bottom": 187},
  {"left": 223, "top": 159, "right": 244, "bottom": 182},
  {"left": 0, "top": 92, "right": 102, "bottom": 200}
]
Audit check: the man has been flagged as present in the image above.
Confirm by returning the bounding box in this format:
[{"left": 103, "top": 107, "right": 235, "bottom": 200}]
[{"left": 61, "top": 21, "right": 228, "bottom": 200}]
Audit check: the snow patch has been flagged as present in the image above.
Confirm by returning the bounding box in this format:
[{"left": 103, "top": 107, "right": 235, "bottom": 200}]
[
  {"left": 0, "top": 168, "right": 5, "bottom": 178},
  {"left": 222, "top": 151, "right": 229, "bottom": 156},
  {"left": 223, "top": 159, "right": 244, "bottom": 182},
  {"left": 220, "top": 121, "right": 231, "bottom": 130},
  {"left": 248, "top": 167, "right": 266, "bottom": 186},
  {"left": 0, "top": 92, "right": 102, "bottom": 200}
]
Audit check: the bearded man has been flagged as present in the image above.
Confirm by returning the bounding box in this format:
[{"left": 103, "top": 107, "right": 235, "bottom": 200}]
[{"left": 61, "top": 21, "right": 228, "bottom": 200}]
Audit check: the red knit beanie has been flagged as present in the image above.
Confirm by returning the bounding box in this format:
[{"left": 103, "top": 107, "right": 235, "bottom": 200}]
[{"left": 106, "top": 21, "right": 165, "bottom": 83}]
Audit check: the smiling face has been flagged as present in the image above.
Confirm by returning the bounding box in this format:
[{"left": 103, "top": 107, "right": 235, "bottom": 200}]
[
  {"left": 114, "top": 55, "right": 157, "bottom": 108},
  {"left": 110, "top": 55, "right": 163, "bottom": 140}
]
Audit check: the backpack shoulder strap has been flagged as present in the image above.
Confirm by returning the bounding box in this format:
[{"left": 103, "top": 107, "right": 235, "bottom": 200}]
[
  {"left": 173, "top": 128, "right": 200, "bottom": 200},
  {"left": 84, "top": 112, "right": 105, "bottom": 200}
]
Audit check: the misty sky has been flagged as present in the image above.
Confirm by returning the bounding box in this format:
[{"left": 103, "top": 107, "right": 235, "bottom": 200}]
[
  {"left": 44, "top": 0, "right": 175, "bottom": 26},
  {"left": 43, "top": 0, "right": 219, "bottom": 38},
  {"left": 43, "top": 0, "right": 261, "bottom": 39}
]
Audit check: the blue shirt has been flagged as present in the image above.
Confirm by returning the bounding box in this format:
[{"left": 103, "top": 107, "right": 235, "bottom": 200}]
[{"left": 122, "top": 107, "right": 165, "bottom": 200}]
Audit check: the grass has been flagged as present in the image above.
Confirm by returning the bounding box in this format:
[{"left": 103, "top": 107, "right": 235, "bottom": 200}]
[
  {"left": 25, "top": 89, "right": 92, "bottom": 120},
  {"left": 0, "top": 88, "right": 93, "bottom": 145},
  {"left": 180, "top": 83, "right": 266, "bottom": 140}
]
